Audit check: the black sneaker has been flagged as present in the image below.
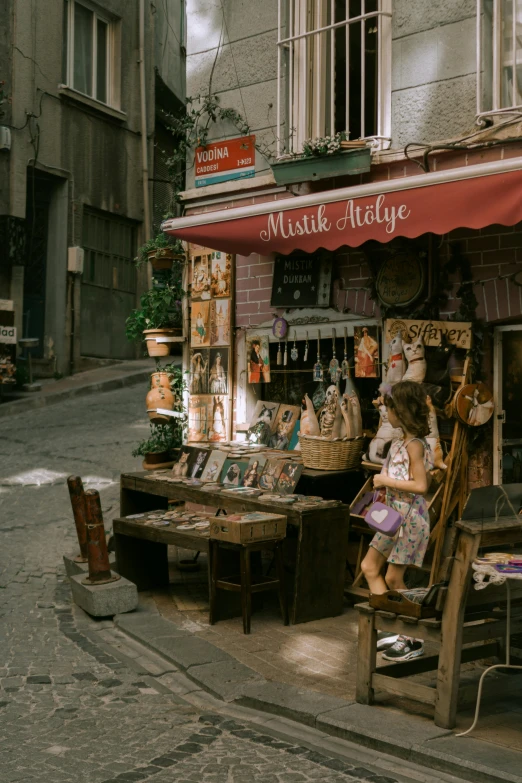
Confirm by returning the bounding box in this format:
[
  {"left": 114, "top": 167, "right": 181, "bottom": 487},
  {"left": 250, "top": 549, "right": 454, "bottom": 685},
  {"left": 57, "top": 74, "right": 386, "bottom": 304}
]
[
  {"left": 382, "top": 635, "right": 424, "bottom": 662},
  {"left": 376, "top": 632, "right": 399, "bottom": 651}
]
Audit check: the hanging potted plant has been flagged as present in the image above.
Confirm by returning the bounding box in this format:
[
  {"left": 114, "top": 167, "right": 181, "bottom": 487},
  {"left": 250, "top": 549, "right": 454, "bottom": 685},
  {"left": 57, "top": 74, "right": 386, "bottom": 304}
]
[
  {"left": 133, "top": 368, "right": 186, "bottom": 466},
  {"left": 126, "top": 274, "right": 185, "bottom": 357},
  {"left": 135, "top": 233, "right": 185, "bottom": 272},
  {"left": 271, "top": 133, "right": 371, "bottom": 186}
]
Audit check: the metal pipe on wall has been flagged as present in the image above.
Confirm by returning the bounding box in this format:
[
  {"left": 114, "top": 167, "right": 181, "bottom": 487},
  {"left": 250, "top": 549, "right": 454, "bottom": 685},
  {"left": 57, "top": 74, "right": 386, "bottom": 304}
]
[{"left": 139, "top": 0, "right": 152, "bottom": 289}]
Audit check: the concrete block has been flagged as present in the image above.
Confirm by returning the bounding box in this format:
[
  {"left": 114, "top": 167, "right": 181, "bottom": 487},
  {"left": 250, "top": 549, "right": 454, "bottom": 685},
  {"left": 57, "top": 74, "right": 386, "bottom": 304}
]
[
  {"left": 152, "top": 635, "right": 231, "bottom": 670},
  {"left": 63, "top": 553, "right": 116, "bottom": 578},
  {"left": 237, "top": 681, "right": 351, "bottom": 727},
  {"left": 69, "top": 573, "right": 138, "bottom": 617},
  {"left": 315, "top": 703, "right": 451, "bottom": 755},
  {"left": 188, "top": 660, "right": 265, "bottom": 702}
]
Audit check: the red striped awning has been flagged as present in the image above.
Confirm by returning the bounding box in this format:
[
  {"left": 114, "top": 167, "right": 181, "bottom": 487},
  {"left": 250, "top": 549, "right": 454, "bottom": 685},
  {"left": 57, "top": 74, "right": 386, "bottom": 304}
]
[{"left": 162, "top": 158, "right": 522, "bottom": 256}]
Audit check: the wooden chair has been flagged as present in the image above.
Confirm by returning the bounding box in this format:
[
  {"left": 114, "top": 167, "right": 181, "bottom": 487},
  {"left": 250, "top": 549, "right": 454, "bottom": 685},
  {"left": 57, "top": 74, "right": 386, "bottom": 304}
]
[{"left": 209, "top": 538, "right": 289, "bottom": 634}]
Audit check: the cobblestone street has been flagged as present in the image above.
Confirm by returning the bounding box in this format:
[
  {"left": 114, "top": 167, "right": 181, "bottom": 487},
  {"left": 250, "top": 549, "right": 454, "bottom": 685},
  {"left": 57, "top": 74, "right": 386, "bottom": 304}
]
[{"left": 0, "top": 387, "right": 464, "bottom": 783}]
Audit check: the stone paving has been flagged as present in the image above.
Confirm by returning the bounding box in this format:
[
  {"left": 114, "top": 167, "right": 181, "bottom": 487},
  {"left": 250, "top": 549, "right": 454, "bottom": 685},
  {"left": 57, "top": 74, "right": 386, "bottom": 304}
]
[{"left": 0, "top": 387, "right": 421, "bottom": 783}]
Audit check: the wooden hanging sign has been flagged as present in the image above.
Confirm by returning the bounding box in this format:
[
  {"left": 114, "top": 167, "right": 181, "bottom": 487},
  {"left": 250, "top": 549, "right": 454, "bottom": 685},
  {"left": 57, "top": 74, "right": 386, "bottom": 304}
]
[{"left": 384, "top": 319, "right": 472, "bottom": 349}]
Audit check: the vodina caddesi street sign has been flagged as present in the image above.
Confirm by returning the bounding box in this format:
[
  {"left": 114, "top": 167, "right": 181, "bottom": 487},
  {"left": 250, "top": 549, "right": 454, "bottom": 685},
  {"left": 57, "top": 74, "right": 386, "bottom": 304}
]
[{"left": 194, "top": 135, "right": 256, "bottom": 188}]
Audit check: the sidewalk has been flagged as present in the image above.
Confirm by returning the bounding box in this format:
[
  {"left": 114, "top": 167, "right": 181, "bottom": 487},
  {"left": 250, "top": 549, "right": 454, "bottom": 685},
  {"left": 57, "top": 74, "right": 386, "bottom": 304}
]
[
  {"left": 112, "top": 549, "right": 522, "bottom": 783},
  {"left": 0, "top": 359, "right": 156, "bottom": 418}
]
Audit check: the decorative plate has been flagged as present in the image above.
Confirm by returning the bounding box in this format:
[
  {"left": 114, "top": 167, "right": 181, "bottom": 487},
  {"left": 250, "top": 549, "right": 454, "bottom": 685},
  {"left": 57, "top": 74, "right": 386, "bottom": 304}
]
[{"left": 272, "top": 317, "right": 288, "bottom": 339}]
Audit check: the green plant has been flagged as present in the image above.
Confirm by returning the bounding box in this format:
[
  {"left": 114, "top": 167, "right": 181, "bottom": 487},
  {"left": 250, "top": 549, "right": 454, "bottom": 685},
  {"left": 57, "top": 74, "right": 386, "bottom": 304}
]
[
  {"left": 132, "top": 422, "right": 185, "bottom": 458},
  {"left": 125, "top": 282, "right": 185, "bottom": 342},
  {"left": 302, "top": 132, "right": 349, "bottom": 158},
  {"left": 135, "top": 232, "right": 185, "bottom": 269},
  {"left": 158, "top": 363, "right": 186, "bottom": 399}
]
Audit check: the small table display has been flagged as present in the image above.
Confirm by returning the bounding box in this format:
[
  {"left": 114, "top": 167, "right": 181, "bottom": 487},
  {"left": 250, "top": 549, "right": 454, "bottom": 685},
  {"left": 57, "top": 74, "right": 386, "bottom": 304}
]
[
  {"left": 117, "top": 470, "right": 350, "bottom": 624},
  {"left": 456, "top": 554, "right": 522, "bottom": 737}
]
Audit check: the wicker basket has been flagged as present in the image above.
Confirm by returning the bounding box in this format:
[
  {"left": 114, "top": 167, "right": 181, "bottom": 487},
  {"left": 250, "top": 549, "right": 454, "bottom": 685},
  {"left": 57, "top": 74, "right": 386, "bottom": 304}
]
[{"left": 298, "top": 434, "right": 365, "bottom": 471}]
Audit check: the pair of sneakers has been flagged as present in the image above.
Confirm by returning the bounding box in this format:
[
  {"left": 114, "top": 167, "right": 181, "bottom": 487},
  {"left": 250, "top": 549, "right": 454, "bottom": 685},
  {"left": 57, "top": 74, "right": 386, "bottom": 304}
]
[{"left": 377, "top": 632, "right": 424, "bottom": 661}]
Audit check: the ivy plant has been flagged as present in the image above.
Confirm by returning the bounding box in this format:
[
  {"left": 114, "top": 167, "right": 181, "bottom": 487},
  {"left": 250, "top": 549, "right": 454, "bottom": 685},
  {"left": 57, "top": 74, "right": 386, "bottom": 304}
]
[{"left": 135, "top": 232, "right": 185, "bottom": 269}]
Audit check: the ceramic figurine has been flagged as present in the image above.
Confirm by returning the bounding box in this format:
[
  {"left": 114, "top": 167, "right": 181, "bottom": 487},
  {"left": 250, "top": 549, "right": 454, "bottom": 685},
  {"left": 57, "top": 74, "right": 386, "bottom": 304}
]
[
  {"left": 343, "top": 365, "right": 362, "bottom": 437},
  {"left": 341, "top": 395, "right": 354, "bottom": 439},
  {"left": 385, "top": 333, "right": 405, "bottom": 386},
  {"left": 318, "top": 385, "right": 340, "bottom": 439},
  {"left": 367, "top": 404, "right": 402, "bottom": 464},
  {"left": 402, "top": 337, "right": 427, "bottom": 383},
  {"left": 426, "top": 396, "right": 447, "bottom": 469},
  {"left": 303, "top": 394, "right": 320, "bottom": 436}
]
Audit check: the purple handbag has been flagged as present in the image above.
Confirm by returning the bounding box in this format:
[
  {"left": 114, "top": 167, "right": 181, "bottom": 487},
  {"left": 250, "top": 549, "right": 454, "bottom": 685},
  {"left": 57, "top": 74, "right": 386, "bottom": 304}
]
[{"left": 364, "top": 493, "right": 404, "bottom": 537}]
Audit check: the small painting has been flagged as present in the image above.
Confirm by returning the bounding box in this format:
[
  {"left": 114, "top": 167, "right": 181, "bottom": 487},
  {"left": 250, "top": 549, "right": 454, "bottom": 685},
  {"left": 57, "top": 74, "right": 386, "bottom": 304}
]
[
  {"left": 210, "top": 299, "right": 231, "bottom": 346},
  {"left": 188, "top": 448, "right": 210, "bottom": 478},
  {"left": 189, "top": 349, "right": 209, "bottom": 395},
  {"left": 191, "top": 301, "right": 211, "bottom": 347},
  {"left": 221, "top": 459, "right": 249, "bottom": 486},
  {"left": 277, "top": 462, "right": 303, "bottom": 495},
  {"left": 208, "top": 394, "right": 228, "bottom": 442},
  {"left": 208, "top": 348, "right": 228, "bottom": 395},
  {"left": 456, "top": 382, "right": 494, "bottom": 427},
  {"left": 246, "top": 401, "right": 280, "bottom": 445},
  {"left": 354, "top": 325, "right": 379, "bottom": 378},
  {"left": 269, "top": 404, "right": 301, "bottom": 450},
  {"left": 188, "top": 395, "right": 211, "bottom": 442},
  {"left": 172, "top": 446, "right": 194, "bottom": 478},
  {"left": 200, "top": 450, "right": 227, "bottom": 482},
  {"left": 246, "top": 334, "right": 271, "bottom": 384},
  {"left": 191, "top": 253, "right": 211, "bottom": 300},
  {"left": 241, "top": 454, "right": 268, "bottom": 488},
  {"left": 211, "top": 252, "right": 232, "bottom": 298},
  {"left": 258, "top": 459, "right": 284, "bottom": 491}
]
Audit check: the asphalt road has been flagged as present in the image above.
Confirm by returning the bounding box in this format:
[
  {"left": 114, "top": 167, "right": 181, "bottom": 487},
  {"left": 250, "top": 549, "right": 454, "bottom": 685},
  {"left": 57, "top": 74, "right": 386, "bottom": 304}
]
[{"left": 0, "top": 386, "right": 466, "bottom": 783}]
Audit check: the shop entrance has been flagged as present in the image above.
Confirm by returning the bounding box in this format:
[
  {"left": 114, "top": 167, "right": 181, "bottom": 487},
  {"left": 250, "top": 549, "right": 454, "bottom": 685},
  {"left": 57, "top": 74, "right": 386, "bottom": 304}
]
[{"left": 493, "top": 324, "right": 522, "bottom": 483}]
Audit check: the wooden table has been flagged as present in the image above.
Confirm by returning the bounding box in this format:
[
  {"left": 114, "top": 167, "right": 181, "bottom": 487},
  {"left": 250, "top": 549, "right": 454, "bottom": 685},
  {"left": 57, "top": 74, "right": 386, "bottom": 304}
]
[{"left": 118, "top": 471, "right": 351, "bottom": 624}]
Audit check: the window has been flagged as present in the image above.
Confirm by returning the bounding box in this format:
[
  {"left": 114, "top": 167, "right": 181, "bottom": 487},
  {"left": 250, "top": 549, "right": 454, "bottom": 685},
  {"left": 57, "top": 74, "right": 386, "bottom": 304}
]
[
  {"left": 63, "top": 0, "right": 115, "bottom": 105},
  {"left": 478, "top": 0, "right": 522, "bottom": 119},
  {"left": 276, "top": 0, "right": 392, "bottom": 156}
]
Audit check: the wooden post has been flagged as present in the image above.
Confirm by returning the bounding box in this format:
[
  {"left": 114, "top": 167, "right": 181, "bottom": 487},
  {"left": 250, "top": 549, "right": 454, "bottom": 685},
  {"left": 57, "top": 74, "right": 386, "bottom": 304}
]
[
  {"left": 67, "top": 475, "right": 88, "bottom": 562},
  {"left": 83, "top": 490, "right": 119, "bottom": 585},
  {"left": 356, "top": 604, "right": 377, "bottom": 704}
]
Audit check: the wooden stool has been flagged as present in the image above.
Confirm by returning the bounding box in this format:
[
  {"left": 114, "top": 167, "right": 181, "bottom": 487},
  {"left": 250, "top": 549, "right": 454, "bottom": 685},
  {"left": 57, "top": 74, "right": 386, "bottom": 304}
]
[{"left": 209, "top": 538, "right": 289, "bottom": 634}]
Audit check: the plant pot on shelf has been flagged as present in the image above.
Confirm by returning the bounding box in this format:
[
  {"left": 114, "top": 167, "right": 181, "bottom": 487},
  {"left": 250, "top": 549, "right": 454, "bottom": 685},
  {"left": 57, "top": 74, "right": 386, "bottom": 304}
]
[
  {"left": 271, "top": 148, "right": 371, "bottom": 186},
  {"left": 147, "top": 248, "right": 185, "bottom": 272},
  {"left": 146, "top": 371, "right": 176, "bottom": 423},
  {"left": 143, "top": 327, "right": 182, "bottom": 357}
]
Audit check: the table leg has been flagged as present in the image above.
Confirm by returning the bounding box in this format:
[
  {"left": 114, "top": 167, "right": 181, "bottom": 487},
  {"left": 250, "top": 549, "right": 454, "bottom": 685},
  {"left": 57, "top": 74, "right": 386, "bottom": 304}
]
[
  {"left": 356, "top": 605, "right": 377, "bottom": 705},
  {"left": 240, "top": 547, "right": 252, "bottom": 635},
  {"left": 434, "top": 530, "right": 480, "bottom": 729},
  {"left": 209, "top": 539, "right": 219, "bottom": 626},
  {"left": 114, "top": 532, "right": 169, "bottom": 591},
  {"left": 275, "top": 542, "right": 289, "bottom": 626}
]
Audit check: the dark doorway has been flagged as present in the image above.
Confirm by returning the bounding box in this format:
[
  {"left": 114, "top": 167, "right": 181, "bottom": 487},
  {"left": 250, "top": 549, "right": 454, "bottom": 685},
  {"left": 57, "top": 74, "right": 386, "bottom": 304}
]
[{"left": 24, "top": 169, "right": 54, "bottom": 356}]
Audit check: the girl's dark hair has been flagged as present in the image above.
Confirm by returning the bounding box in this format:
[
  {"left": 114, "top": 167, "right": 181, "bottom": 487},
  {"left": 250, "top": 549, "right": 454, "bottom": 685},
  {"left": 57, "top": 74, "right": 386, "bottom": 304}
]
[{"left": 384, "top": 380, "right": 430, "bottom": 438}]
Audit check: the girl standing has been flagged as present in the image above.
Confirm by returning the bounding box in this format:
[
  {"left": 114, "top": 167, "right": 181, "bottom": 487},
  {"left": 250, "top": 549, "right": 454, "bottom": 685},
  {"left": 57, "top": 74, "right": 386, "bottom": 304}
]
[{"left": 361, "top": 381, "right": 433, "bottom": 662}]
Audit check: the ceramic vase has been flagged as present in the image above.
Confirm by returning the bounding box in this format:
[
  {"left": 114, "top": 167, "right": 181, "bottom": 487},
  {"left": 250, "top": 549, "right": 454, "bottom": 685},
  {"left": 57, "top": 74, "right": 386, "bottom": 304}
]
[{"left": 146, "top": 372, "right": 175, "bottom": 423}]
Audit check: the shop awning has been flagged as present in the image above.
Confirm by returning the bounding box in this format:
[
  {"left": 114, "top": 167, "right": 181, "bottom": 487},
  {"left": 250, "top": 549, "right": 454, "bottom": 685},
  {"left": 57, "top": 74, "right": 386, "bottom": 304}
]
[{"left": 162, "top": 158, "right": 522, "bottom": 256}]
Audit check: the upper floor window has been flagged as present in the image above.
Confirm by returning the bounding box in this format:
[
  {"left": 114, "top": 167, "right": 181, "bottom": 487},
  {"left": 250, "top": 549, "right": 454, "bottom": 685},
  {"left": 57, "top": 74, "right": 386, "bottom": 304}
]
[
  {"left": 63, "top": 0, "right": 117, "bottom": 106},
  {"left": 276, "top": 0, "right": 392, "bottom": 156},
  {"left": 478, "top": 0, "right": 522, "bottom": 119}
]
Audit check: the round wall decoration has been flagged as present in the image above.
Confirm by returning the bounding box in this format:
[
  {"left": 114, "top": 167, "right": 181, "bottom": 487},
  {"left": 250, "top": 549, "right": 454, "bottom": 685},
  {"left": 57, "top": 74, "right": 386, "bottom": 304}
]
[
  {"left": 454, "top": 382, "right": 494, "bottom": 427},
  {"left": 376, "top": 251, "right": 425, "bottom": 308},
  {"left": 272, "top": 317, "right": 288, "bottom": 339}
]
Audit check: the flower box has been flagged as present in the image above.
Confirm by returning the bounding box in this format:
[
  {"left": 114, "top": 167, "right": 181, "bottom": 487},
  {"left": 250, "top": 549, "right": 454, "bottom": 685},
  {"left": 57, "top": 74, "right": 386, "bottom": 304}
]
[{"left": 271, "top": 148, "right": 371, "bottom": 186}]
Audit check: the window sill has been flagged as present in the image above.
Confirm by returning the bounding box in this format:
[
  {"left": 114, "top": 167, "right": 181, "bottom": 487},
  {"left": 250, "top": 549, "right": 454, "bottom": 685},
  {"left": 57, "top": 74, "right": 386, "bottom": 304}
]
[{"left": 58, "top": 85, "right": 127, "bottom": 122}]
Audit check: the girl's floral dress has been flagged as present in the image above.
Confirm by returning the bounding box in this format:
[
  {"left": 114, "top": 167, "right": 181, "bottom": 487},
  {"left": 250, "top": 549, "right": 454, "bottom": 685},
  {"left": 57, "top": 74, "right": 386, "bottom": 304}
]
[{"left": 370, "top": 437, "right": 433, "bottom": 567}]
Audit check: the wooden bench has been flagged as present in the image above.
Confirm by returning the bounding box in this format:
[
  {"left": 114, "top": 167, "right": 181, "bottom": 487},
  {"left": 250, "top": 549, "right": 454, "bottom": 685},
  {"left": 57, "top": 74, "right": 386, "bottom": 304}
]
[{"left": 356, "top": 514, "right": 522, "bottom": 728}]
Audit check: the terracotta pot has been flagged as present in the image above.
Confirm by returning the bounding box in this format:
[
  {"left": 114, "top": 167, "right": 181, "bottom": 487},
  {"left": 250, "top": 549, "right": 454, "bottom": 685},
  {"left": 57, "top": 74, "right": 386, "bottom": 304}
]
[
  {"left": 143, "top": 328, "right": 182, "bottom": 357},
  {"left": 144, "top": 449, "right": 171, "bottom": 464},
  {"left": 146, "top": 371, "right": 175, "bottom": 423},
  {"left": 147, "top": 248, "right": 185, "bottom": 272}
]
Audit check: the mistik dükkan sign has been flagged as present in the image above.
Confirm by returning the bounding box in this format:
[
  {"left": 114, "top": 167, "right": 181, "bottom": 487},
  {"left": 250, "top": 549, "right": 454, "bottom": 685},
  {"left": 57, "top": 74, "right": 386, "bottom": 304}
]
[{"left": 163, "top": 167, "right": 522, "bottom": 256}]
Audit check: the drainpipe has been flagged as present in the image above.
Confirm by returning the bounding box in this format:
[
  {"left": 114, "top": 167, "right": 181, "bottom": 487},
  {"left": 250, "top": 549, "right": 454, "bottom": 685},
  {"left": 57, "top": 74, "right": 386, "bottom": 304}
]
[{"left": 139, "top": 0, "right": 152, "bottom": 289}]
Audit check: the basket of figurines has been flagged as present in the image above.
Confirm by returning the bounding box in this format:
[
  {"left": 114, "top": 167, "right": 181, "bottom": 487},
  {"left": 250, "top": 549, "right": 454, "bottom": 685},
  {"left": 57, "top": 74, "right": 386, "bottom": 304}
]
[{"left": 298, "top": 434, "right": 365, "bottom": 471}]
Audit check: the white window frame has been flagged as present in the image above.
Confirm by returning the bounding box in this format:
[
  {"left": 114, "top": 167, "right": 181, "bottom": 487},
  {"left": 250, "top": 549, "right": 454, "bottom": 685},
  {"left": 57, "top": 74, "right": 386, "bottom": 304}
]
[
  {"left": 276, "top": 0, "right": 392, "bottom": 157},
  {"left": 64, "top": 0, "right": 118, "bottom": 108},
  {"left": 477, "top": 0, "right": 522, "bottom": 122}
]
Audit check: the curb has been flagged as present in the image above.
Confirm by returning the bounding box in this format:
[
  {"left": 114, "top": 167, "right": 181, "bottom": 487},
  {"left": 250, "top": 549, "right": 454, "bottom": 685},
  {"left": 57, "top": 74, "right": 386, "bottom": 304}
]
[
  {"left": 0, "top": 369, "right": 150, "bottom": 419},
  {"left": 114, "top": 610, "right": 522, "bottom": 783}
]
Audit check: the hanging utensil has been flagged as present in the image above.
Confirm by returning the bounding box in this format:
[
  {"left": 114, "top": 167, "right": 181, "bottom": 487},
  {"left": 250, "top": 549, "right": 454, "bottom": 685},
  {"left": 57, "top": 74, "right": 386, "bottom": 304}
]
[
  {"left": 329, "top": 327, "right": 340, "bottom": 384},
  {"left": 277, "top": 340, "right": 282, "bottom": 366},
  {"left": 313, "top": 330, "right": 323, "bottom": 381},
  {"left": 342, "top": 326, "right": 350, "bottom": 380},
  {"left": 304, "top": 331, "right": 309, "bottom": 362},
  {"left": 283, "top": 336, "right": 288, "bottom": 366}
]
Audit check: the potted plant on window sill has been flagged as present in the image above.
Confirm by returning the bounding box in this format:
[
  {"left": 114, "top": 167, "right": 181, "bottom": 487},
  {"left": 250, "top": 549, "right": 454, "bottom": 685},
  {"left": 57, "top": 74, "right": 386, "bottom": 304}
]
[
  {"left": 270, "top": 133, "right": 371, "bottom": 186},
  {"left": 126, "top": 282, "right": 185, "bottom": 357},
  {"left": 136, "top": 233, "right": 185, "bottom": 272}
]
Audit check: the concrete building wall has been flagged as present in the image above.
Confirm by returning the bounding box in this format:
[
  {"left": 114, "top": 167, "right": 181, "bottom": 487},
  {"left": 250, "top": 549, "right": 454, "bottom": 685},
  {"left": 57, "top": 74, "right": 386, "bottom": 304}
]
[
  {"left": 185, "top": 0, "right": 481, "bottom": 175},
  {"left": 185, "top": 0, "right": 279, "bottom": 189}
]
